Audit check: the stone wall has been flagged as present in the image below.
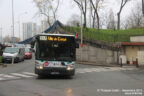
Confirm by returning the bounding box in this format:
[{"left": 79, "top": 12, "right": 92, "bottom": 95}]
[{"left": 76, "top": 45, "right": 118, "bottom": 65}]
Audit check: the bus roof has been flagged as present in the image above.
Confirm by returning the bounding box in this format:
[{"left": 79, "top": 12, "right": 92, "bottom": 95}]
[{"left": 37, "top": 33, "right": 75, "bottom": 37}]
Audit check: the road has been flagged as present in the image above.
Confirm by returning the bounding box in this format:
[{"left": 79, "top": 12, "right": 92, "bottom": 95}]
[{"left": 0, "top": 56, "right": 144, "bottom": 96}]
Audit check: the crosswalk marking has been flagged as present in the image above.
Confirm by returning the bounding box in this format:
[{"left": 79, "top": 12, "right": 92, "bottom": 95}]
[
  {"left": 22, "top": 72, "right": 37, "bottom": 76},
  {"left": 0, "top": 78, "right": 5, "bottom": 80},
  {"left": 0, "top": 67, "right": 138, "bottom": 81},
  {"left": 0, "top": 74, "right": 4, "bottom": 76},
  {"left": 2, "top": 74, "right": 19, "bottom": 78},
  {"left": 10, "top": 73, "right": 33, "bottom": 78}
]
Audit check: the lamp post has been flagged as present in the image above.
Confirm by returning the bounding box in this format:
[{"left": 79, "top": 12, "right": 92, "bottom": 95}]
[
  {"left": 142, "top": 0, "right": 144, "bottom": 16},
  {"left": 18, "top": 12, "right": 27, "bottom": 41},
  {"left": 80, "top": 1, "right": 83, "bottom": 61},
  {"left": 12, "top": 0, "right": 15, "bottom": 44},
  {"left": 0, "top": 26, "right": 2, "bottom": 43}
]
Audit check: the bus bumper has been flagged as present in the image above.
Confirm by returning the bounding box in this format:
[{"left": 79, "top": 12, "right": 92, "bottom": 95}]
[{"left": 35, "top": 67, "right": 75, "bottom": 76}]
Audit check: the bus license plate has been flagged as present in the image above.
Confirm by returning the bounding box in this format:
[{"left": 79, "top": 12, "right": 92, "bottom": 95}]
[{"left": 50, "top": 72, "right": 59, "bottom": 75}]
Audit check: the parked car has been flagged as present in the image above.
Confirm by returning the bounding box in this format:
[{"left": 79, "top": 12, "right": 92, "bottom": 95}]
[
  {"left": 2, "top": 47, "right": 25, "bottom": 63},
  {"left": 25, "top": 48, "right": 32, "bottom": 59}
]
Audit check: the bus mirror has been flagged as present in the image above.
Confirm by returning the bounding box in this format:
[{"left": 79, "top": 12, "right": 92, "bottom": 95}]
[{"left": 75, "top": 43, "right": 79, "bottom": 48}]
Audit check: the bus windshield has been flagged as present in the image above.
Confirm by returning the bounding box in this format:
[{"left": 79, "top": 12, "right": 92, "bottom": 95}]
[{"left": 37, "top": 40, "right": 75, "bottom": 61}]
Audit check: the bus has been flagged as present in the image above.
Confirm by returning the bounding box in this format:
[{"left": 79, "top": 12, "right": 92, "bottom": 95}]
[{"left": 34, "top": 34, "right": 79, "bottom": 76}]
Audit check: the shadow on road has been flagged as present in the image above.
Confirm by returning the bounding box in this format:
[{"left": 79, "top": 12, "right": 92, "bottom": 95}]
[{"left": 36, "top": 75, "right": 74, "bottom": 80}]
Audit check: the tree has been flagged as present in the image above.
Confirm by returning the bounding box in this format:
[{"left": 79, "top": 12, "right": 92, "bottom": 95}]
[
  {"left": 90, "top": 0, "right": 104, "bottom": 30},
  {"left": 117, "top": 0, "right": 131, "bottom": 30},
  {"left": 107, "top": 9, "right": 116, "bottom": 29},
  {"left": 67, "top": 14, "right": 80, "bottom": 27},
  {"left": 3, "top": 36, "right": 11, "bottom": 43},
  {"left": 131, "top": 2, "right": 144, "bottom": 27},
  {"left": 73, "top": 0, "right": 87, "bottom": 28},
  {"left": 124, "top": 2, "right": 144, "bottom": 28},
  {"left": 33, "top": 0, "right": 60, "bottom": 26},
  {"left": 3, "top": 36, "right": 20, "bottom": 43}
]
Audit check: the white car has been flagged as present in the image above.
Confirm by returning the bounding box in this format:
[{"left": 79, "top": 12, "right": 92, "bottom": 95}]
[{"left": 2, "top": 47, "right": 25, "bottom": 63}]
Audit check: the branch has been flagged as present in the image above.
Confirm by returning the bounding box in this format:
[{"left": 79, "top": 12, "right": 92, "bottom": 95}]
[{"left": 73, "top": 0, "right": 84, "bottom": 14}]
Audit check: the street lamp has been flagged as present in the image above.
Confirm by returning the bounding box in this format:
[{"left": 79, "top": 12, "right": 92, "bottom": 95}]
[
  {"left": 80, "top": 1, "right": 83, "bottom": 61},
  {"left": 12, "top": 0, "right": 15, "bottom": 44},
  {"left": 80, "top": 1, "right": 83, "bottom": 47},
  {"left": 142, "top": 0, "right": 144, "bottom": 16},
  {"left": 0, "top": 26, "right": 2, "bottom": 43},
  {"left": 18, "top": 12, "right": 27, "bottom": 41}
]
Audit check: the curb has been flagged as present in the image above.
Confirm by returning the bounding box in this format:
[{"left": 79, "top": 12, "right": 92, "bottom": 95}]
[
  {"left": 76, "top": 61, "right": 120, "bottom": 67},
  {"left": 76, "top": 61, "right": 144, "bottom": 68}
]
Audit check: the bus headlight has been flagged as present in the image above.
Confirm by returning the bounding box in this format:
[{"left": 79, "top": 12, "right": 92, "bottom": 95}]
[
  {"left": 36, "top": 65, "right": 43, "bottom": 70},
  {"left": 67, "top": 65, "right": 74, "bottom": 71},
  {"left": 35, "top": 61, "right": 43, "bottom": 69}
]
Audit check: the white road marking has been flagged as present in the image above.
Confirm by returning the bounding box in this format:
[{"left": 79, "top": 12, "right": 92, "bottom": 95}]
[
  {"left": 0, "top": 74, "right": 4, "bottom": 76},
  {"left": 2, "top": 74, "right": 20, "bottom": 78},
  {"left": 0, "top": 78, "right": 5, "bottom": 80},
  {"left": 22, "top": 72, "right": 37, "bottom": 76},
  {"left": 10, "top": 73, "right": 33, "bottom": 78},
  {"left": 0, "top": 67, "right": 137, "bottom": 81}
]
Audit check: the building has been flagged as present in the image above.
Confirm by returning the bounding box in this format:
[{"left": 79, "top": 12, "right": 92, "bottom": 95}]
[
  {"left": 23, "top": 22, "right": 37, "bottom": 40},
  {"left": 120, "top": 36, "right": 144, "bottom": 65}
]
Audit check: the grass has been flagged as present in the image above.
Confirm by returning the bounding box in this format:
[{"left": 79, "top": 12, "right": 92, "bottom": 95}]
[{"left": 64, "top": 26, "right": 144, "bottom": 42}]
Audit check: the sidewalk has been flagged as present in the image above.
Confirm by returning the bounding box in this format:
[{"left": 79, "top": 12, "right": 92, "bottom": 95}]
[
  {"left": 76, "top": 61, "right": 144, "bottom": 68},
  {"left": 76, "top": 61, "right": 120, "bottom": 67}
]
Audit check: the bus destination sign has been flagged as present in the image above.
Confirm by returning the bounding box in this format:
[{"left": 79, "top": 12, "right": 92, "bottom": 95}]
[{"left": 40, "top": 36, "right": 67, "bottom": 42}]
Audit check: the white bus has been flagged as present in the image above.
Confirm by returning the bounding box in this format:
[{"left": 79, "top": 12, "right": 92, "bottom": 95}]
[{"left": 34, "top": 34, "right": 79, "bottom": 76}]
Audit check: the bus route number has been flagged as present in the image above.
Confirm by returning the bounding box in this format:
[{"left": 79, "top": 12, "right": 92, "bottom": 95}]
[{"left": 40, "top": 36, "right": 47, "bottom": 41}]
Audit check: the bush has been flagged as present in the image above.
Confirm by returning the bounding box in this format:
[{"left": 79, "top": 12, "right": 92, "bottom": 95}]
[{"left": 64, "top": 26, "right": 144, "bottom": 42}]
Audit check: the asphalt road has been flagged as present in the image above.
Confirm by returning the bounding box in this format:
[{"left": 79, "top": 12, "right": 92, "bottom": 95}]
[{"left": 0, "top": 56, "right": 144, "bottom": 96}]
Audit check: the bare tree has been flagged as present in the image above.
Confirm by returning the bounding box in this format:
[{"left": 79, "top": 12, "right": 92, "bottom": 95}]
[
  {"left": 33, "top": 0, "right": 60, "bottom": 26},
  {"left": 3, "top": 36, "right": 11, "bottom": 43},
  {"left": 90, "top": 0, "right": 104, "bottom": 31},
  {"left": 117, "top": 0, "right": 131, "bottom": 30},
  {"left": 67, "top": 14, "right": 80, "bottom": 27},
  {"left": 131, "top": 3, "right": 143, "bottom": 27},
  {"left": 107, "top": 9, "right": 116, "bottom": 29},
  {"left": 125, "top": 2, "right": 144, "bottom": 28},
  {"left": 73, "top": 0, "right": 87, "bottom": 28}
]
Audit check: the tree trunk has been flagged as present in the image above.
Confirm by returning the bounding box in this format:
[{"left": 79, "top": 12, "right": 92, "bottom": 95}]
[
  {"left": 92, "top": 15, "right": 96, "bottom": 28},
  {"left": 96, "top": 11, "right": 100, "bottom": 31},
  {"left": 117, "top": 13, "right": 120, "bottom": 30},
  {"left": 83, "top": 0, "right": 87, "bottom": 28},
  {"left": 83, "top": 13, "right": 87, "bottom": 28}
]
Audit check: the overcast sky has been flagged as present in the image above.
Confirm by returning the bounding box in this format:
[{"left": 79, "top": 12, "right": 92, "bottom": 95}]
[{"left": 0, "top": 0, "right": 141, "bottom": 39}]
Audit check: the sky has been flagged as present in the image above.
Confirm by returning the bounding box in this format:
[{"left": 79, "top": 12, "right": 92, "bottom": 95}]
[{"left": 0, "top": 0, "right": 141, "bottom": 40}]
